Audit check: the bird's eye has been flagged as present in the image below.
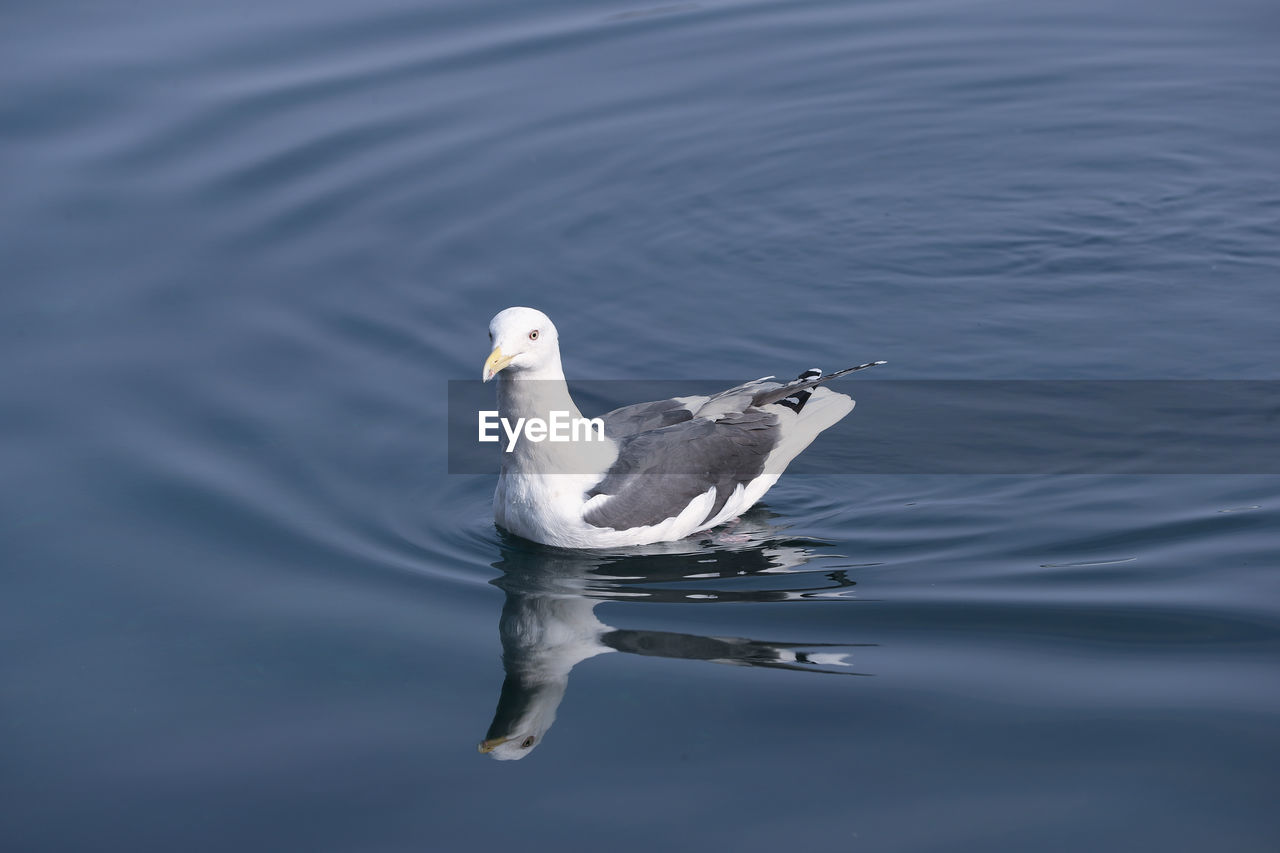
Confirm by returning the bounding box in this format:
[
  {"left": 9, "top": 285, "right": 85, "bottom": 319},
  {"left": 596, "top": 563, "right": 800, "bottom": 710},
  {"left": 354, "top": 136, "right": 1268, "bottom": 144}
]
[
  {"left": 529, "top": 330, "right": 539, "bottom": 341},
  {"left": 488, "top": 332, "right": 493, "bottom": 342},
  {"left": 521, "top": 736, "right": 536, "bottom": 748}
]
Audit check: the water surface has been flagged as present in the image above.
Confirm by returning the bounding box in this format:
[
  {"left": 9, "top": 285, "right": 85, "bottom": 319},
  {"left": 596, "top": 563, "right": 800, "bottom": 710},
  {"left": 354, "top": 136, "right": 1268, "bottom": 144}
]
[{"left": 2, "top": 1, "right": 1278, "bottom": 850}]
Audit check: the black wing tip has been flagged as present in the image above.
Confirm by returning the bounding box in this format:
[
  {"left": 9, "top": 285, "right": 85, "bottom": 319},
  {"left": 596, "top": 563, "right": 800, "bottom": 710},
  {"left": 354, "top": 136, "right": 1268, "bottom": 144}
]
[
  {"left": 801, "top": 360, "right": 888, "bottom": 382},
  {"left": 830, "top": 359, "right": 886, "bottom": 377},
  {"left": 754, "top": 359, "right": 885, "bottom": 409}
]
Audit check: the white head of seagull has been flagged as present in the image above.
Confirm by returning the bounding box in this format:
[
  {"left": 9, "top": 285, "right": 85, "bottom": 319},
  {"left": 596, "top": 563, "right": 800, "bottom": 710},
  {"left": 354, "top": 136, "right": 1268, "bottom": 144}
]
[{"left": 483, "top": 306, "right": 562, "bottom": 383}]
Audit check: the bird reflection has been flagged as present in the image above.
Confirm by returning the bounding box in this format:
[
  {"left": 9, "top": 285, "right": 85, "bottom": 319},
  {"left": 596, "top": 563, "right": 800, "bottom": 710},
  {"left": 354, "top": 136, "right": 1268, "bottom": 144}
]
[{"left": 478, "top": 509, "right": 873, "bottom": 760}]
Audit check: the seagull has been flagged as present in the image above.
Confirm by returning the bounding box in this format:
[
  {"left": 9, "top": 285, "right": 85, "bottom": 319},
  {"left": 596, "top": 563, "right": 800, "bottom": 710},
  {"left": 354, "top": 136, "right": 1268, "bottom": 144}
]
[{"left": 482, "top": 306, "right": 883, "bottom": 548}]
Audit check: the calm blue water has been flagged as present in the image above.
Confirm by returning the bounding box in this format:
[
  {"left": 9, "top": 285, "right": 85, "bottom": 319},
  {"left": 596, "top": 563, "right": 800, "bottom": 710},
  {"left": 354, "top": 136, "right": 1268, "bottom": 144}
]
[{"left": 3, "top": 0, "right": 1279, "bottom": 850}]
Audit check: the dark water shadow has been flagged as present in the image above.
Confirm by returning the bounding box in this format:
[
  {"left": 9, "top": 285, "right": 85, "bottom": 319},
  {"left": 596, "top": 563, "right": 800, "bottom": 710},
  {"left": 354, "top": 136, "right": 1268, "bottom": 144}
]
[{"left": 478, "top": 509, "right": 874, "bottom": 760}]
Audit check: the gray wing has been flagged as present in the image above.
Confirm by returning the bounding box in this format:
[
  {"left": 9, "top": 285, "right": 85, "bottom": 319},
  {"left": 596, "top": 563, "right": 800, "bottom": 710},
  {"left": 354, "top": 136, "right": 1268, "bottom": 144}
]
[
  {"left": 583, "top": 409, "right": 779, "bottom": 531},
  {"left": 599, "top": 398, "right": 698, "bottom": 439}
]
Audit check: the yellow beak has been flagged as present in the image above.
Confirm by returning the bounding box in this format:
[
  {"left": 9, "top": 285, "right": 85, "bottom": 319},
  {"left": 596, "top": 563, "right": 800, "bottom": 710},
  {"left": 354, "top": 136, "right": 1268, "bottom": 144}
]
[
  {"left": 477, "top": 736, "right": 510, "bottom": 753},
  {"left": 482, "top": 347, "right": 513, "bottom": 382}
]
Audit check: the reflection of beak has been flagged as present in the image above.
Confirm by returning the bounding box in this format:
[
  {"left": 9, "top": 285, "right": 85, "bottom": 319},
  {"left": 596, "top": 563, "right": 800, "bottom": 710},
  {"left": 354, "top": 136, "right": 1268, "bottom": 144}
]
[
  {"left": 478, "top": 736, "right": 510, "bottom": 753},
  {"left": 482, "top": 347, "right": 513, "bottom": 383}
]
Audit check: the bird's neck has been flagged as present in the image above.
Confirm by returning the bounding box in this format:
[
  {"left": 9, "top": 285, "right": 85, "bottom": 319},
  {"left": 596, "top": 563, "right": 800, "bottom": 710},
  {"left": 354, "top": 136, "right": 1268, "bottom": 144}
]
[
  {"left": 495, "top": 368, "right": 583, "bottom": 422},
  {"left": 494, "top": 361, "right": 618, "bottom": 476}
]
